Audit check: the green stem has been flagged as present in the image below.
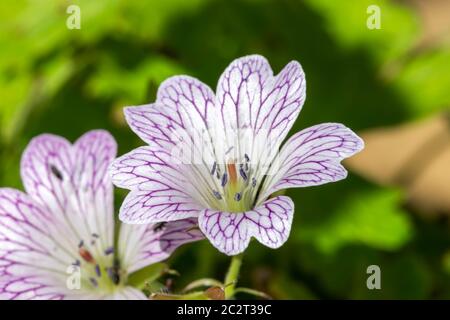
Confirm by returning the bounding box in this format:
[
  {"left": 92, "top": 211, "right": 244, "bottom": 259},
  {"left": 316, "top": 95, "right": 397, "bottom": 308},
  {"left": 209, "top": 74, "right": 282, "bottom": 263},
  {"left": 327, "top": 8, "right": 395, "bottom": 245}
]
[{"left": 224, "top": 253, "right": 243, "bottom": 299}]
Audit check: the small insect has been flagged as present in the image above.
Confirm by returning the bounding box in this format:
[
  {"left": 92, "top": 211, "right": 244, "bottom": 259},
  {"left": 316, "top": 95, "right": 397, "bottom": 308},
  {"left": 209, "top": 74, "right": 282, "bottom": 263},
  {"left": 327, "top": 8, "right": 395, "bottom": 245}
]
[
  {"left": 50, "top": 165, "right": 63, "bottom": 181},
  {"left": 107, "top": 259, "right": 121, "bottom": 285},
  {"left": 153, "top": 222, "right": 167, "bottom": 232}
]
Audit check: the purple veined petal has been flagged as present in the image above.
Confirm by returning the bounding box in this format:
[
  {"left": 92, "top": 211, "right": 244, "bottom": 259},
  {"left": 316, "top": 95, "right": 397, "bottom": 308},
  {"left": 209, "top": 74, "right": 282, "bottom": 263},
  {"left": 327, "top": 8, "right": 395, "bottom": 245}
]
[
  {"left": 0, "top": 188, "right": 75, "bottom": 300},
  {"left": 215, "top": 55, "right": 274, "bottom": 162},
  {"left": 215, "top": 54, "right": 274, "bottom": 132},
  {"left": 20, "top": 133, "right": 73, "bottom": 216},
  {"left": 256, "top": 60, "right": 306, "bottom": 146},
  {"left": 112, "top": 146, "right": 215, "bottom": 224},
  {"left": 20, "top": 130, "right": 117, "bottom": 264},
  {"left": 257, "top": 123, "right": 364, "bottom": 203},
  {"left": 72, "top": 130, "right": 117, "bottom": 252},
  {"left": 215, "top": 55, "right": 306, "bottom": 186},
  {"left": 198, "top": 196, "right": 294, "bottom": 256},
  {"left": 123, "top": 76, "right": 222, "bottom": 203},
  {"left": 125, "top": 75, "right": 216, "bottom": 156},
  {"left": 110, "top": 146, "right": 191, "bottom": 191},
  {"left": 118, "top": 186, "right": 202, "bottom": 225},
  {"left": 118, "top": 218, "right": 203, "bottom": 274}
]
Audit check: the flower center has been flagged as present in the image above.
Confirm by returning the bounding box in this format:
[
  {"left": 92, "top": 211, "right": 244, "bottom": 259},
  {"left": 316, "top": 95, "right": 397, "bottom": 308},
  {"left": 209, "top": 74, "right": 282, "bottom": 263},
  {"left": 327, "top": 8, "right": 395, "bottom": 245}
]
[
  {"left": 72, "top": 234, "right": 125, "bottom": 293},
  {"left": 209, "top": 154, "right": 259, "bottom": 212}
]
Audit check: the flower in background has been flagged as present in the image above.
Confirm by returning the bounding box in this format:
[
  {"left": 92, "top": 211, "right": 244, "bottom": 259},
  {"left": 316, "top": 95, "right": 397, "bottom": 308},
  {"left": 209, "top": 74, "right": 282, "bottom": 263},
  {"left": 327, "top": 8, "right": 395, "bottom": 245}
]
[
  {"left": 111, "top": 55, "right": 364, "bottom": 256},
  {"left": 0, "top": 130, "right": 202, "bottom": 299}
]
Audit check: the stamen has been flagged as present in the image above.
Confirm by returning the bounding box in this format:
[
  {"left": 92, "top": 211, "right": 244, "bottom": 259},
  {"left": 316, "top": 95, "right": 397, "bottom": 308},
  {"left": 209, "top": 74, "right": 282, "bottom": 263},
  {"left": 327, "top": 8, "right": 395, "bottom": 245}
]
[
  {"left": 221, "top": 173, "right": 228, "bottom": 187},
  {"left": 104, "top": 247, "right": 114, "bottom": 255},
  {"left": 92, "top": 233, "right": 99, "bottom": 238},
  {"left": 234, "top": 193, "right": 242, "bottom": 201},
  {"left": 225, "top": 146, "right": 234, "bottom": 155},
  {"left": 95, "top": 264, "right": 101, "bottom": 277},
  {"left": 239, "top": 167, "right": 248, "bottom": 180},
  {"left": 78, "top": 240, "right": 84, "bottom": 248},
  {"left": 213, "top": 190, "right": 222, "bottom": 200},
  {"left": 245, "top": 154, "right": 250, "bottom": 162},
  {"left": 211, "top": 162, "right": 217, "bottom": 175},
  {"left": 252, "top": 177, "right": 257, "bottom": 187}
]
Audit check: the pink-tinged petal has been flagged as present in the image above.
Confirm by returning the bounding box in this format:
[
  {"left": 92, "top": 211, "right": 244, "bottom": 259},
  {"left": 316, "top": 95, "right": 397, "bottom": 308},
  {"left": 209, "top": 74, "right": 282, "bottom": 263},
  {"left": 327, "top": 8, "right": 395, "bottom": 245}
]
[
  {"left": 112, "top": 147, "right": 205, "bottom": 224},
  {"left": 215, "top": 55, "right": 273, "bottom": 157},
  {"left": 118, "top": 218, "right": 203, "bottom": 273},
  {"left": 198, "top": 196, "right": 294, "bottom": 256},
  {"left": 119, "top": 187, "right": 201, "bottom": 224},
  {"left": 20, "top": 130, "right": 117, "bottom": 259},
  {"left": 0, "top": 188, "right": 73, "bottom": 300},
  {"left": 258, "top": 123, "right": 364, "bottom": 202},
  {"left": 72, "top": 130, "right": 117, "bottom": 249},
  {"left": 110, "top": 146, "right": 187, "bottom": 190},
  {"left": 124, "top": 75, "right": 216, "bottom": 154},
  {"left": 20, "top": 133, "right": 73, "bottom": 216},
  {"left": 122, "top": 77, "right": 222, "bottom": 203},
  {"left": 257, "top": 60, "right": 306, "bottom": 145},
  {"left": 0, "top": 279, "right": 66, "bottom": 300}
]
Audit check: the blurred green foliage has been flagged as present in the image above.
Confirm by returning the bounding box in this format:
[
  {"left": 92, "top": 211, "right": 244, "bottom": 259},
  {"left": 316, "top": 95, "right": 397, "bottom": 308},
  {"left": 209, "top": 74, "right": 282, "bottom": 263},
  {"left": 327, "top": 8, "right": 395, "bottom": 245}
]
[{"left": 0, "top": 0, "right": 449, "bottom": 299}]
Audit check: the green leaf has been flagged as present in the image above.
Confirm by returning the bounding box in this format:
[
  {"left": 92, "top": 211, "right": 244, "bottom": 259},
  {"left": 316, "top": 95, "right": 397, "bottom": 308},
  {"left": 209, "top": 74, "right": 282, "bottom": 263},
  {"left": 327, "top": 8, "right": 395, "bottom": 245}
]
[
  {"left": 299, "top": 189, "right": 413, "bottom": 254},
  {"left": 304, "top": 0, "right": 419, "bottom": 63},
  {"left": 127, "top": 262, "right": 167, "bottom": 290},
  {"left": 393, "top": 50, "right": 450, "bottom": 118}
]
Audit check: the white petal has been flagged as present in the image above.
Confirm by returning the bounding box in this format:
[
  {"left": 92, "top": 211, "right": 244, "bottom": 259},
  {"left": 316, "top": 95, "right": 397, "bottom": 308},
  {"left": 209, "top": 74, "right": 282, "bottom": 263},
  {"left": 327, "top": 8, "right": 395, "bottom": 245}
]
[
  {"left": 258, "top": 123, "right": 364, "bottom": 203},
  {"left": 198, "top": 196, "right": 294, "bottom": 255},
  {"left": 118, "top": 218, "right": 203, "bottom": 273}
]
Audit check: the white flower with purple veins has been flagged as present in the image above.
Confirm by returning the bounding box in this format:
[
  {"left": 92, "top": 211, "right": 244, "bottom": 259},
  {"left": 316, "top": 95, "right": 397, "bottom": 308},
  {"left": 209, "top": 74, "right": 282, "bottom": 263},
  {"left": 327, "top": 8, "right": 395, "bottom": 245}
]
[
  {"left": 111, "top": 55, "right": 364, "bottom": 256},
  {"left": 0, "top": 130, "right": 202, "bottom": 299}
]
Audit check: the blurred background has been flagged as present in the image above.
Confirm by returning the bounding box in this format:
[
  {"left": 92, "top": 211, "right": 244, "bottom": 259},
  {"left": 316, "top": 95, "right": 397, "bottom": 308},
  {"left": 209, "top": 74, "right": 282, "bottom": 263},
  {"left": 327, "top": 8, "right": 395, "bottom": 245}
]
[{"left": 0, "top": 0, "right": 449, "bottom": 299}]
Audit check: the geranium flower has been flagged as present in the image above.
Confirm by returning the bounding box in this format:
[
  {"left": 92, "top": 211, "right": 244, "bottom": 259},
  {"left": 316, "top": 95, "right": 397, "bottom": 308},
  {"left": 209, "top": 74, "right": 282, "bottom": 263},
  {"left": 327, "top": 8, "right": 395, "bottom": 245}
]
[
  {"left": 111, "top": 55, "right": 364, "bottom": 256},
  {"left": 0, "top": 130, "right": 202, "bottom": 299}
]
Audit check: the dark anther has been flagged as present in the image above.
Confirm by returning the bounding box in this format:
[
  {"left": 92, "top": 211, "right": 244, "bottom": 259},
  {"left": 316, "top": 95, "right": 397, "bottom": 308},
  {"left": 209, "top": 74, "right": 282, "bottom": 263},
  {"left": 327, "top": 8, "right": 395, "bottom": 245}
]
[
  {"left": 213, "top": 190, "right": 222, "bottom": 200},
  {"left": 221, "top": 173, "right": 228, "bottom": 187},
  {"left": 211, "top": 162, "right": 217, "bottom": 175},
  {"left": 95, "top": 264, "right": 101, "bottom": 277},
  {"left": 104, "top": 247, "right": 114, "bottom": 255},
  {"left": 239, "top": 167, "right": 248, "bottom": 180}
]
